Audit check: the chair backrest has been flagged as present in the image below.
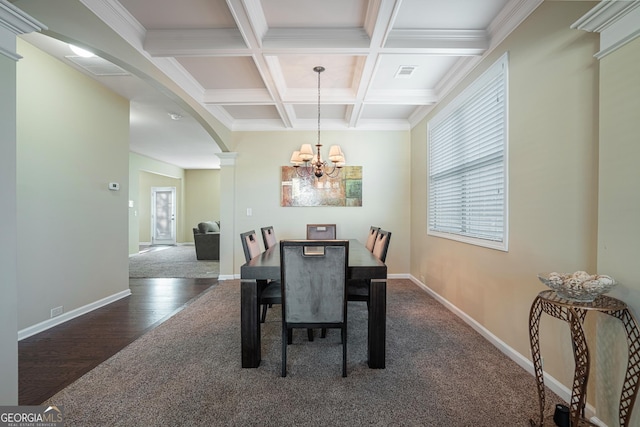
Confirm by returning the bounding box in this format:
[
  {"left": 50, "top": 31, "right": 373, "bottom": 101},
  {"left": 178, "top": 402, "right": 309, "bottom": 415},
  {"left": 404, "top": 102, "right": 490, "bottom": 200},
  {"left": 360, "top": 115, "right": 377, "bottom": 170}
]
[
  {"left": 280, "top": 240, "right": 349, "bottom": 324},
  {"left": 372, "top": 229, "right": 391, "bottom": 263},
  {"left": 306, "top": 224, "right": 337, "bottom": 240},
  {"left": 261, "top": 226, "right": 277, "bottom": 249},
  {"left": 365, "top": 226, "right": 380, "bottom": 252},
  {"left": 240, "top": 230, "right": 262, "bottom": 262}
]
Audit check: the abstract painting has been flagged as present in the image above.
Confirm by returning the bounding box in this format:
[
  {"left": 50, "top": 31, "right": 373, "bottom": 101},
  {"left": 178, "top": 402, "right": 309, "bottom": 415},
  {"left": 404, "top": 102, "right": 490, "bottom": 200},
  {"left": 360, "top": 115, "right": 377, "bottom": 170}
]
[{"left": 281, "top": 166, "right": 362, "bottom": 207}]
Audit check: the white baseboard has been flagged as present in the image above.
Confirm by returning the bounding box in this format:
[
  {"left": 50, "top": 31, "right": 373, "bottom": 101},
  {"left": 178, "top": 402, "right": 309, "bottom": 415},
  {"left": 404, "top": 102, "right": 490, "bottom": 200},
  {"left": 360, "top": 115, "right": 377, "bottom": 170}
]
[
  {"left": 407, "top": 275, "right": 604, "bottom": 424},
  {"left": 219, "top": 274, "right": 236, "bottom": 281},
  {"left": 18, "top": 289, "right": 132, "bottom": 341}
]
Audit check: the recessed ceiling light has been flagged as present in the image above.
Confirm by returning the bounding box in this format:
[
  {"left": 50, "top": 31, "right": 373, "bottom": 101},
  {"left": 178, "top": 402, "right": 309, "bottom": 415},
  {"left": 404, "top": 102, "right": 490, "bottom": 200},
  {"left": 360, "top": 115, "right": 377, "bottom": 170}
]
[
  {"left": 69, "top": 44, "right": 95, "bottom": 58},
  {"left": 395, "top": 66, "right": 417, "bottom": 79}
]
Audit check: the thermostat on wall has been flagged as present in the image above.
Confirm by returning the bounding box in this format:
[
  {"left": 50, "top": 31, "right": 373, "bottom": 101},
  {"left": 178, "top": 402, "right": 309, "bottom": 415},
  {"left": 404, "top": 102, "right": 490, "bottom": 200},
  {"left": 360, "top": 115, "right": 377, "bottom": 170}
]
[{"left": 108, "top": 182, "right": 120, "bottom": 191}]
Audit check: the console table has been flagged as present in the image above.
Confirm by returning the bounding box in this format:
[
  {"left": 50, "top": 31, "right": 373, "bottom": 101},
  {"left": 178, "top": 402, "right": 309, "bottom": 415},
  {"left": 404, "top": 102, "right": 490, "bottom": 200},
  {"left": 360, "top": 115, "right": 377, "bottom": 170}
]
[{"left": 528, "top": 290, "right": 640, "bottom": 427}]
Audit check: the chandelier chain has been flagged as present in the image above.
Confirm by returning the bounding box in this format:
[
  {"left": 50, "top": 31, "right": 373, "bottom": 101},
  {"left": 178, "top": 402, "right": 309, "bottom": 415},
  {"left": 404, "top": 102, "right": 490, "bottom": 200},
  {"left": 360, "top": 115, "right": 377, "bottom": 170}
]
[
  {"left": 317, "top": 66, "right": 321, "bottom": 151},
  {"left": 289, "top": 65, "right": 343, "bottom": 179}
]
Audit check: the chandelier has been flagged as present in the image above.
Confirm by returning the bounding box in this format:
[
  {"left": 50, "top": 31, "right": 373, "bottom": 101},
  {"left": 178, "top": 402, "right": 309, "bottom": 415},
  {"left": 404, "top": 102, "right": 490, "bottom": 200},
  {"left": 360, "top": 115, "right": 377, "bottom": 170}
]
[{"left": 289, "top": 66, "right": 345, "bottom": 178}]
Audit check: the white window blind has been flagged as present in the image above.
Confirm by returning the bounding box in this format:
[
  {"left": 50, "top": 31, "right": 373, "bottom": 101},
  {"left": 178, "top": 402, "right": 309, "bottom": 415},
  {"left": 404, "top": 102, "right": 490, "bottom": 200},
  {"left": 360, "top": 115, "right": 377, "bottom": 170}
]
[{"left": 427, "top": 54, "right": 508, "bottom": 251}]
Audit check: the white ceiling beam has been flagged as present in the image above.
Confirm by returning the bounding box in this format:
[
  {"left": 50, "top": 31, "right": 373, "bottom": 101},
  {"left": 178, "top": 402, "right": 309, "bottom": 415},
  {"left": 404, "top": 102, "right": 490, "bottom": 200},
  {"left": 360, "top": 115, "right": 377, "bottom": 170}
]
[
  {"left": 350, "top": 0, "right": 400, "bottom": 128},
  {"left": 263, "top": 28, "right": 370, "bottom": 49},
  {"left": 385, "top": 29, "right": 488, "bottom": 52},
  {"left": 281, "top": 88, "right": 356, "bottom": 104},
  {"left": 232, "top": 0, "right": 267, "bottom": 48}
]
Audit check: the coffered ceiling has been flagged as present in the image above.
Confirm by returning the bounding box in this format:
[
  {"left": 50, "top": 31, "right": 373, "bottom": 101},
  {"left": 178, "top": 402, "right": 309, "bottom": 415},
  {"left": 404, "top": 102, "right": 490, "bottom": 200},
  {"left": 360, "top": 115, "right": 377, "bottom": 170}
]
[{"left": 17, "top": 0, "right": 543, "bottom": 168}]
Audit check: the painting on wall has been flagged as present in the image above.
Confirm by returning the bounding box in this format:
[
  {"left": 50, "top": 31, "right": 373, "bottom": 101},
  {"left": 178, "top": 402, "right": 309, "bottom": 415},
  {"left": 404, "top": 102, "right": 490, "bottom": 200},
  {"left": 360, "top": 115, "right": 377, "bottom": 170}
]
[{"left": 281, "top": 166, "right": 362, "bottom": 207}]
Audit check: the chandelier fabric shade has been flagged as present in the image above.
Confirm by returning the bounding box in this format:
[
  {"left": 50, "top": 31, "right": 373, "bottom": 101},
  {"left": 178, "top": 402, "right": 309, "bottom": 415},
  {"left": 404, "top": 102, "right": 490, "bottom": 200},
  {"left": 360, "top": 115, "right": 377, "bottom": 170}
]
[{"left": 290, "top": 66, "right": 345, "bottom": 178}]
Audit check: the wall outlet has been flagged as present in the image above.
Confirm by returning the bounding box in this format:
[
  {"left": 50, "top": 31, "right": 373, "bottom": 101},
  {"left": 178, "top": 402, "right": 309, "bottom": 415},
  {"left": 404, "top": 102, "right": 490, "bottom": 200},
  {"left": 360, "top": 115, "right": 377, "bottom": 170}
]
[{"left": 51, "top": 306, "right": 63, "bottom": 318}]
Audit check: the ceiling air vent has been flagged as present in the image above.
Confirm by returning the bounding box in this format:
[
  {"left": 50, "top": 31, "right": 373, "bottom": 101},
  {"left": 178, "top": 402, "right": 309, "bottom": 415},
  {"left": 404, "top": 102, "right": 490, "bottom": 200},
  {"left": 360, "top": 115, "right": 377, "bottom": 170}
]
[
  {"left": 65, "top": 55, "right": 129, "bottom": 76},
  {"left": 395, "top": 65, "right": 417, "bottom": 79}
]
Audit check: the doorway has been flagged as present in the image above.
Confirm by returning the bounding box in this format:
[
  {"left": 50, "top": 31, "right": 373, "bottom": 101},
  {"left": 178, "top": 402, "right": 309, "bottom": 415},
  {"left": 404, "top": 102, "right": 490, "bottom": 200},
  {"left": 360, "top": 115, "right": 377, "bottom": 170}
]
[{"left": 151, "top": 187, "right": 176, "bottom": 245}]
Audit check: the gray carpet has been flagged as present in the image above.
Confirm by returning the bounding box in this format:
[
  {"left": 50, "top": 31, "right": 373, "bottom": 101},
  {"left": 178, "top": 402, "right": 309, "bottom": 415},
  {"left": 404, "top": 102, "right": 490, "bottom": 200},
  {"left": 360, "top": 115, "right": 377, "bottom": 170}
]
[
  {"left": 45, "top": 279, "right": 562, "bottom": 426},
  {"left": 129, "top": 245, "right": 219, "bottom": 278}
]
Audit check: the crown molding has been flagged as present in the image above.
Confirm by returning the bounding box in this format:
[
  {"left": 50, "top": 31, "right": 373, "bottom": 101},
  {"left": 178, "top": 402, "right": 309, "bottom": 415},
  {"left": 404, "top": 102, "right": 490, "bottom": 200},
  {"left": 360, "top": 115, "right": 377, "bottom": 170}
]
[
  {"left": 572, "top": 0, "right": 640, "bottom": 59},
  {"left": 215, "top": 152, "right": 238, "bottom": 166},
  {"left": 488, "top": 0, "right": 543, "bottom": 50},
  {"left": 0, "top": 0, "right": 46, "bottom": 60}
]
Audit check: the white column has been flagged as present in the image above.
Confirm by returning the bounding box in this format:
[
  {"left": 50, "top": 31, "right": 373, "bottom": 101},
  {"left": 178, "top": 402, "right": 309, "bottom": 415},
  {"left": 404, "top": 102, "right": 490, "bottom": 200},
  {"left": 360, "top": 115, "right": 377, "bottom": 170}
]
[
  {"left": 215, "top": 152, "right": 238, "bottom": 279},
  {"left": 0, "top": 0, "right": 45, "bottom": 404}
]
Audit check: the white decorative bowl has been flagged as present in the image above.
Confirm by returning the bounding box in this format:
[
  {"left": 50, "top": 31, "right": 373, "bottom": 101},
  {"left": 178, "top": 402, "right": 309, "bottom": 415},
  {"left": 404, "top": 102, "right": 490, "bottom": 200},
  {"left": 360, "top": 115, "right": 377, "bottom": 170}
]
[{"left": 538, "top": 271, "right": 616, "bottom": 302}]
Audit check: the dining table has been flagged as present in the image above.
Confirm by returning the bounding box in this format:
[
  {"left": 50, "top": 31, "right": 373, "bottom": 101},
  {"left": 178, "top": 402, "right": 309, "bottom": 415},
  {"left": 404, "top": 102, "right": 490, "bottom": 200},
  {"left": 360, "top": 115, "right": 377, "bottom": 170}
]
[{"left": 240, "top": 239, "right": 387, "bottom": 369}]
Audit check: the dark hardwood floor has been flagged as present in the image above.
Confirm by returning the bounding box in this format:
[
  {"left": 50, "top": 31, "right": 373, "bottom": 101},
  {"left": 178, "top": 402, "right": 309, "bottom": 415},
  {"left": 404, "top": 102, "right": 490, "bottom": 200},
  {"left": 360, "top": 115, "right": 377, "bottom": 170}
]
[{"left": 18, "top": 276, "right": 215, "bottom": 405}]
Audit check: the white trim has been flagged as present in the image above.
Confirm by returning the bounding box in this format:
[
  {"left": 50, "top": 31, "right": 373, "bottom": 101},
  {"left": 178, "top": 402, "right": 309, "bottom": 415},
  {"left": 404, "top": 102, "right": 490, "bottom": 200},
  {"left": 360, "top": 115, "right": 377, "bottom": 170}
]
[
  {"left": 407, "top": 274, "right": 604, "bottom": 423},
  {"left": 572, "top": 0, "right": 640, "bottom": 59},
  {"left": 18, "top": 289, "right": 131, "bottom": 340},
  {"left": 216, "top": 152, "right": 238, "bottom": 166},
  {"left": 0, "top": 0, "right": 46, "bottom": 61}
]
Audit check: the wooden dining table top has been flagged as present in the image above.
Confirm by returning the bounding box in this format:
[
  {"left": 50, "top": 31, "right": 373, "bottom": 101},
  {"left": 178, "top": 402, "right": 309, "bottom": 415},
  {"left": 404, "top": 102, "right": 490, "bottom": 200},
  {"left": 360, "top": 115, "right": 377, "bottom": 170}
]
[{"left": 240, "top": 239, "right": 387, "bottom": 281}]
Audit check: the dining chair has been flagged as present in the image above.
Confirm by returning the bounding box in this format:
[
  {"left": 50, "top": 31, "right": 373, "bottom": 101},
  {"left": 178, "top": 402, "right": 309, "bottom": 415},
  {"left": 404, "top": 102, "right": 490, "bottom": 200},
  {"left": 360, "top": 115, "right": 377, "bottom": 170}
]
[
  {"left": 240, "top": 230, "right": 279, "bottom": 323},
  {"left": 347, "top": 229, "right": 392, "bottom": 307},
  {"left": 306, "top": 224, "right": 337, "bottom": 240},
  {"left": 280, "top": 239, "right": 349, "bottom": 377},
  {"left": 240, "top": 231, "right": 315, "bottom": 340},
  {"left": 260, "top": 226, "right": 277, "bottom": 249},
  {"left": 372, "top": 229, "right": 391, "bottom": 263},
  {"left": 365, "top": 226, "right": 380, "bottom": 252}
]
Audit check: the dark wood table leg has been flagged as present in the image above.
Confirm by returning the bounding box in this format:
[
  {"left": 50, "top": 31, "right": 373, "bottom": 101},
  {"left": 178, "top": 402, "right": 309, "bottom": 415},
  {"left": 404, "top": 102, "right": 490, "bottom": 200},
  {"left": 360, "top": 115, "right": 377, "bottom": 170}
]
[
  {"left": 368, "top": 279, "right": 386, "bottom": 368},
  {"left": 241, "top": 279, "right": 260, "bottom": 368}
]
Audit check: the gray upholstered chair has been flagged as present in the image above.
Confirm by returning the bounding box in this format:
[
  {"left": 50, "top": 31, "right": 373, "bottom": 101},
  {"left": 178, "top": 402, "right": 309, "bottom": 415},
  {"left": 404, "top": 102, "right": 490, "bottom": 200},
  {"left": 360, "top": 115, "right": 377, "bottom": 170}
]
[
  {"left": 280, "top": 239, "right": 349, "bottom": 377},
  {"left": 306, "top": 224, "right": 337, "bottom": 240},
  {"left": 365, "top": 226, "right": 380, "bottom": 252},
  {"left": 347, "top": 229, "right": 391, "bottom": 306},
  {"left": 240, "top": 231, "right": 315, "bottom": 341},
  {"left": 261, "top": 226, "right": 277, "bottom": 249}
]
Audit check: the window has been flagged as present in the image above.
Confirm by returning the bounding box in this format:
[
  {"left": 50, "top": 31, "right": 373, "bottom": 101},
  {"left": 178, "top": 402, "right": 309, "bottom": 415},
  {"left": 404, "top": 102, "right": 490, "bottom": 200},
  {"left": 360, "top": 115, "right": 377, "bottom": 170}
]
[{"left": 427, "top": 53, "right": 508, "bottom": 251}]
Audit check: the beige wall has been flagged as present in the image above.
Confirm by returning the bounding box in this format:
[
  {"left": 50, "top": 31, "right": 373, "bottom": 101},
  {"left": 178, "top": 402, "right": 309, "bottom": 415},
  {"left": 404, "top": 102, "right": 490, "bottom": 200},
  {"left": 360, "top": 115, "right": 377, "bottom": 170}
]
[
  {"left": 185, "top": 169, "right": 220, "bottom": 243},
  {"left": 16, "top": 39, "right": 130, "bottom": 329},
  {"left": 596, "top": 36, "right": 640, "bottom": 426},
  {"left": 412, "top": 0, "right": 600, "bottom": 407},
  {"left": 228, "top": 130, "right": 411, "bottom": 276}
]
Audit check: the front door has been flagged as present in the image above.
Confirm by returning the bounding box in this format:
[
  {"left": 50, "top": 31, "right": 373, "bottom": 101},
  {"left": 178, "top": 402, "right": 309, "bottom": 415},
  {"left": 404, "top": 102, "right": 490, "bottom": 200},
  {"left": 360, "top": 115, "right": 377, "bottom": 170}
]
[{"left": 151, "top": 187, "right": 176, "bottom": 245}]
